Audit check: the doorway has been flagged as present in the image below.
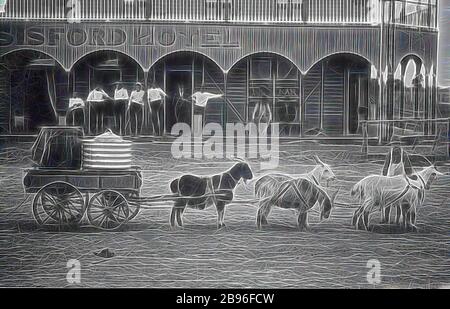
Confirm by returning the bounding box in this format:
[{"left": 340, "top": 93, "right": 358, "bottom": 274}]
[
  {"left": 151, "top": 52, "right": 225, "bottom": 135},
  {"left": 348, "top": 72, "right": 369, "bottom": 135},
  {"left": 166, "top": 69, "right": 193, "bottom": 133},
  {"left": 92, "top": 69, "right": 121, "bottom": 94}
]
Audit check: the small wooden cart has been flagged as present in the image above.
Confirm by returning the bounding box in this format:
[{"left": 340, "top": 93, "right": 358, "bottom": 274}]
[{"left": 23, "top": 168, "right": 143, "bottom": 230}]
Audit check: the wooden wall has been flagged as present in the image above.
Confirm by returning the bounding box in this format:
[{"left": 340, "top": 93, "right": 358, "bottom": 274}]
[
  {"left": 0, "top": 64, "right": 10, "bottom": 134},
  {"left": 0, "top": 22, "right": 383, "bottom": 74}
]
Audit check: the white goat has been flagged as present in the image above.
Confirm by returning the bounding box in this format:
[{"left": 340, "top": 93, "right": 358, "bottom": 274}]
[{"left": 351, "top": 165, "right": 442, "bottom": 231}]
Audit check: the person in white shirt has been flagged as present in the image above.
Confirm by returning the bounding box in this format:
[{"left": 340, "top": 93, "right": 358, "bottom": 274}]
[
  {"left": 66, "top": 92, "right": 85, "bottom": 128},
  {"left": 147, "top": 85, "right": 167, "bottom": 136},
  {"left": 192, "top": 91, "right": 223, "bottom": 109},
  {"left": 87, "top": 86, "right": 110, "bottom": 102},
  {"left": 128, "top": 82, "right": 145, "bottom": 136},
  {"left": 114, "top": 82, "right": 129, "bottom": 135},
  {"left": 87, "top": 86, "right": 112, "bottom": 134},
  {"left": 192, "top": 90, "right": 223, "bottom": 136}
]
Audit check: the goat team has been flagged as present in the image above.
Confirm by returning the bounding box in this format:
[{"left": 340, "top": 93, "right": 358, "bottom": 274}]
[{"left": 169, "top": 154, "right": 442, "bottom": 232}]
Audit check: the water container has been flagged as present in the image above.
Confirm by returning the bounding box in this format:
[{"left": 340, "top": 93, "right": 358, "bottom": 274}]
[{"left": 83, "top": 130, "right": 132, "bottom": 170}]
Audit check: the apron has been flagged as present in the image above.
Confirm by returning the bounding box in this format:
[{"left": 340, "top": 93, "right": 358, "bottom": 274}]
[{"left": 387, "top": 148, "right": 406, "bottom": 177}]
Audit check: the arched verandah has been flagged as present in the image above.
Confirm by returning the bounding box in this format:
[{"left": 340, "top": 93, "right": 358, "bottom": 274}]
[
  {"left": 70, "top": 50, "right": 145, "bottom": 98},
  {"left": 149, "top": 51, "right": 225, "bottom": 135},
  {"left": 70, "top": 50, "right": 145, "bottom": 135},
  {"left": 302, "top": 53, "right": 374, "bottom": 137},
  {"left": 226, "top": 52, "right": 302, "bottom": 136},
  {"left": 225, "top": 52, "right": 376, "bottom": 137},
  {"left": 0, "top": 50, "right": 67, "bottom": 134}
]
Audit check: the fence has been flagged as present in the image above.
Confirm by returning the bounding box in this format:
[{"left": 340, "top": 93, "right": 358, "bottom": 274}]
[
  {"left": 0, "top": 0, "right": 146, "bottom": 20},
  {"left": 1, "top": 0, "right": 381, "bottom": 24},
  {"left": 360, "top": 118, "right": 450, "bottom": 159}
]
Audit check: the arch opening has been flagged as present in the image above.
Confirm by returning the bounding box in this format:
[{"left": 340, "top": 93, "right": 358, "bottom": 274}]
[
  {"left": 0, "top": 50, "right": 67, "bottom": 134},
  {"left": 149, "top": 51, "right": 225, "bottom": 135},
  {"left": 70, "top": 50, "right": 145, "bottom": 136},
  {"left": 303, "top": 53, "right": 374, "bottom": 137},
  {"left": 394, "top": 55, "right": 426, "bottom": 123},
  {"left": 226, "top": 52, "right": 302, "bottom": 137}
]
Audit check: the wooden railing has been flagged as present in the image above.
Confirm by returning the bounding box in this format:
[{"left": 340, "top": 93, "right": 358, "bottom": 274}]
[
  {"left": 360, "top": 118, "right": 450, "bottom": 157},
  {"left": 0, "top": 0, "right": 146, "bottom": 20},
  {"left": 0, "top": 0, "right": 67, "bottom": 20},
  {"left": 0, "top": 0, "right": 437, "bottom": 28},
  {"left": 392, "top": 0, "right": 437, "bottom": 29},
  {"left": 74, "top": 0, "right": 146, "bottom": 20}
]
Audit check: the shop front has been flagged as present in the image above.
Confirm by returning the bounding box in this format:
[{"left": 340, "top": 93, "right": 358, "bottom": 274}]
[{"left": 0, "top": 5, "right": 439, "bottom": 141}]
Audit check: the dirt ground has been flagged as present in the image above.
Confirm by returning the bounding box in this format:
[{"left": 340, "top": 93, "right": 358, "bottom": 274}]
[{"left": 0, "top": 140, "right": 448, "bottom": 288}]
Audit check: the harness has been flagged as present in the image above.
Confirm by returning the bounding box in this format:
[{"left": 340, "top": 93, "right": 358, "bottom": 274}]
[
  {"left": 206, "top": 178, "right": 218, "bottom": 206},
  {"left": 384, "top": 148, "right": 422, "bottom": 209},
  {"left": 383, "top": 185, "right": 411, "bottom": 210},
  {"left": 382, "top": 174, "right": 419, "bottom": 210},
  {"left": 206, "top": 170, "right": 240, "bottom": 205},
  {"left": 219, "top": 171, "right": 239, "bottom": 189},
  {"left": 417, "top": 173, "right": 427, "bottom": 189},
  {"left": 270, "top": 179, "right": 310, "bottom": 211},
  {"left": 416, "top": 173, "right": 427, "bottom": 204},
  {"left": 310, "top": 174, "right": 320, "bottom": 186}
]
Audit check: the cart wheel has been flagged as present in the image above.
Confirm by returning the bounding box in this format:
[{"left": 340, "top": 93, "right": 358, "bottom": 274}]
[
  {"left": 87, "top": 190, "right": 130, "bottom": 230},
  {"left": 32, "top": 182, "right": 85, "bottom": 226},
  {"left": 125, "top": 192, "right": 141, "bottom": 221}
]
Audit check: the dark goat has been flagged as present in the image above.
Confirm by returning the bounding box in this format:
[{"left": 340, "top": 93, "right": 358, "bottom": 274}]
[{"left": 169, "top": 162, "right": 253, "bottom": 228}]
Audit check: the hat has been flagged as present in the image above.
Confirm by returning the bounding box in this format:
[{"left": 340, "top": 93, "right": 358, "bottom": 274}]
[{"left": 135, "top": 82, "right": 143, "bottom": 87}]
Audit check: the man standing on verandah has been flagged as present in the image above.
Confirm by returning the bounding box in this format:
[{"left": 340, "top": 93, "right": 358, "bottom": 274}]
[
  {"left": 114, "top": 82, "right": 129, "bottom": 136},
  {"left": 87, "top": 85, "right": 112, "bottom": 135},
  {"left": 192, "top": 90, "right": 223, "bottom": 137},
  {"left": 128, "top": 82, "right": 145, "bottom": 136}
]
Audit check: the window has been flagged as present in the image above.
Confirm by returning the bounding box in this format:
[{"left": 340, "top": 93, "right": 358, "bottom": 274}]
[
  {"left": 278, "top": 61, "right": 299, "bottom": 80},
  {"left": 251, "top": 58, "right": 272, "bottom": 80}
]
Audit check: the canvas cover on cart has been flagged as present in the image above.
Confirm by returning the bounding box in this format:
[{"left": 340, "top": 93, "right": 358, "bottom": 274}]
[{"left": 31, "top": 127, "right": 84, "bottom": 169}]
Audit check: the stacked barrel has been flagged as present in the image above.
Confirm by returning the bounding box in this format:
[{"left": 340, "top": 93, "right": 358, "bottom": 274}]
[{"left": 83, "top": 130, "right": 132, "bottom": 170}]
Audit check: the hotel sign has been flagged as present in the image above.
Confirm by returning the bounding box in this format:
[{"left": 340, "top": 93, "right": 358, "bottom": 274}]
[
  {"left": 0, "top": 24, "right": 240, "bottom": 49},
  {"left": 0, "top": 22, "right": 382, "bottom": 73}
]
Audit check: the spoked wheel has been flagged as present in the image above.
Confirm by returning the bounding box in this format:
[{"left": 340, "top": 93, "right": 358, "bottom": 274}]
[
  {"left": 124, "top": 192, "right": 141, "bottom": 221},
  {"left": 32, "top": 182, "right": 85, "bottom": 227},
  {"left": 87, "top": 190, "right": 130, "bottom": 230}
]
